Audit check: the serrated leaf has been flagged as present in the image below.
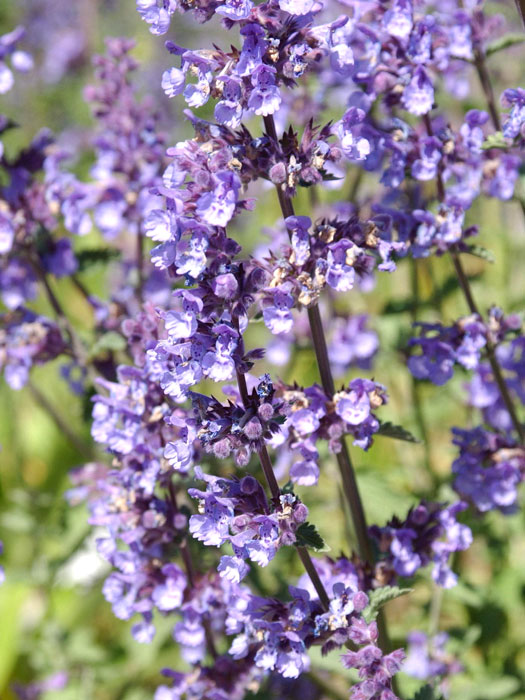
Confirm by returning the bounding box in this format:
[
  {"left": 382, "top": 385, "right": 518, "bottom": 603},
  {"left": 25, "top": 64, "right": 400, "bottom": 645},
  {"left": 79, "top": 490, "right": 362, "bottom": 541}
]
[
  {"left": 363, "top": 586, "right": 412, "bottom": 622},
  {"left": 486, "top": 33, "right": 525, "bottom": 56},
  {"left": 89, "top": 331, "right": 127, "bottom": 358},
  {"left": 410, "top": 684, "right": 444, "bottom": 700},
  {"left": 481, "top": 132, "right": 508, "bottom": 151},
  {"left": 295, "top": 522, "right": 330, "bottom": 552},
  {"left": 76, "top": 248, "right": 120, "bottom": 272},
  {"left": 464, "top": 244, "right": 495, "bottom": 263},
  {"left": 377, "top": 421, "right": 420, "bottom": 443}
]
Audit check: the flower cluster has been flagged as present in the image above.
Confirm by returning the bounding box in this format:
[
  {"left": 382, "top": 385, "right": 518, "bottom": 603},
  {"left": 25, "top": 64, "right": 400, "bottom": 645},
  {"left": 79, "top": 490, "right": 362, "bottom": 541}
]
[
  {"left": 403, "top": 630, "right": 462, "bottom": 695},
  {"left": 1, "top": 0, "right": 525, "bottom": 695},
  {"left": 0, "top": 309, "right": 65, "bottom": 389},
  {"left": 270, "top": 377, "right": 388, "bottom": 486},
  {"left": 342, "top": 620, "right": 405, "bottom": 700},
  {"left": 257, "top": 215, "right": 402, "bottom": 328},
  {"left": 408, "top": 309, "right": 521, "bottom": 385},
  {"left": 452, "top": 427, "right": 525, "bottom": 514},
  {"left": 189, "top": 468, "right": 308, "bottom": 578},
  {"left": 466, "top": 334, "right": 525, "bottom": 433},
  {"left": 370, "top": 501, "right": 473, "bottom": 588}
]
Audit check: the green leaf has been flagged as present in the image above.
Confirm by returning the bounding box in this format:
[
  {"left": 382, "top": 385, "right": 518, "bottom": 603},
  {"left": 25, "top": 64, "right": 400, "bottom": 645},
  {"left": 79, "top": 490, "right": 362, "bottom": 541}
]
[
  {"left": 382, "top": 274, "right": 481, "bottom": 315},
  {"left": 363, "top": 586, "right": 412, "bottom": 622},
  {"left": 0, "top": 583, "right": 31, "bottom": 690},
  {"left": 457, "top": 677, "right": 521, "bottom": 700},
  {"left": 377, "top": 421, "right": 420, "bottom": 443},
  {"left": 281, "top": 481, "right": 295, "bottom": 495},
  {"left": 89, "top": 331, "right": 127, "bottom": 358},
  {"left": 295, "top": 522, "right": 330, "bottom": 552},
  {"left": 410, "top": 684, "right": 444, "bottom": 700},
  {"left": 76, "top": 248, "right": 120, "bottom": 272},
  {"left": 464, "top": 244, "right": 495, "bottom": 263},
  {"left": 382, "top": 298, "right": 420, "bottom": 315},
  {"left": 486, "top": 33, "right": 525, "bottom": 56},
  {"left": 481, "top": 132, "right": 509, "bottom": 151}
]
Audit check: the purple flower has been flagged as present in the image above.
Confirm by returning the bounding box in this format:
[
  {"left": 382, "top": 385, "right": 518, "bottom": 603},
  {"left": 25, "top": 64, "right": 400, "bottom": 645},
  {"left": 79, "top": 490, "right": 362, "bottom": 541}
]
[
  {"left": 263, "top": 290, "right": 294, "bottom": 335},
  {"left": 402, "top": 67, "right": 434, "bottom": 116},
  {"left": 325, "top": 242, "right": 357, "bottom": 292},
  {"left": 247, "top": 65, "right": 282, "bottom": 117},
  {"left": 161, "top": 67, "right": 185, "bottom": 98},
  {"left": 370, "top": 501, "right": 472, "bottom": 587},
  {"left": 383, "top": 0, "right": 413, "bottom": 39},
  {"left": 278, "top": 0, "right": 315, "bottom": 15},
  {"left": 216, "top": 0, "right": 253, "bottom": 21},
  {"left": 236, "top": 24, "right": 266, "bottom": 77},
  {"left": 136, "top": 0, "right": 176, "bottom": 35},
  {"left": 328, "top": 315, "right": 378, "bottom": 376},
  {"left": 0, "top": 213, "right": 14, "bottom": 254},
  {"left": 338, "top": 108, "right": 371, "bottom": 162},
  {"left": 196, "top": 171, "right": 241, "bottom": 228},
  {"left": 152, "top": 564, "right": 187, "bottom": 611},
  {"left": 189, "top": 496, "right": 233, "bottom": 547},
  {"left": 501, "top": 87, "right": 525, "bottom": 140},
  {"left": 42, "top": 238, "right": 78, "bottom": 277},
  {"left": 452, "top": 427, "right": 525, "bottom": 513},
  {"left": 404, "top": 630, "right": 462, "bottom": 687},
  {"left": 411, "top": 137, "right": 442, "bottom": 181},
  {"left": 215, "top": 77, "right": 243, "bottom": 128},
  {"left": 144, "top": 210, "right": 174, "bottom": 242},
  {"left": 408, "top": 316, "right": 488, "bottom": 385},
  {"left": 218, "top": 555, "right": 250, "bottom": 583}
]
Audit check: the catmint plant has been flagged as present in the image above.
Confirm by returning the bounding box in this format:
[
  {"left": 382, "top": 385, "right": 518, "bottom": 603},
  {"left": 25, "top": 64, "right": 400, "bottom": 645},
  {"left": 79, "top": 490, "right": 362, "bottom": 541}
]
[{"left": 1, "top": 0, "right": 525, "bottom": 698}]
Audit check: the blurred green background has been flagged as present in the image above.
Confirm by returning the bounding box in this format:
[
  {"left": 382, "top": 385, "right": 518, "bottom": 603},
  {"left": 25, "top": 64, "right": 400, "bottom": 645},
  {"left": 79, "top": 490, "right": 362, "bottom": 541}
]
[{"left": 1, "top": 0, "right": 525, "bottom": 698}]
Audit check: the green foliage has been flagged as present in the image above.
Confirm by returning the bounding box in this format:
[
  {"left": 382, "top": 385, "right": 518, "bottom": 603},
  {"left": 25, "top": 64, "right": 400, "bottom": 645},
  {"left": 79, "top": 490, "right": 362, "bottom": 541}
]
[
  {"left": 362, "top": 586, "right": 412, "bottom": 623},
  {"left": 295, "top": 522, "right": 331, "bottom": 552},
  {"left": 382, "top": 273, "right": 482, "bottom": 315},
  {"left": 464, "top": 245, "right": 496, "bottom": 264},
  {"left": 481, "top": 132, "right": 509, "bottom": 150},
  {"left": 76, "top": 248, "right": 120, "bottom": 272},
  {"left": 409, "top": 685, "right": 444, "bottom": 700},
  {"left": 88, "top": 331, "right": 127, "bottom": 358},
  {"left": 485, "top": 34, "right": 525, "bottom": 56},
  {"left": 377, "top": 421, "right": 420, "bottom": 443}
]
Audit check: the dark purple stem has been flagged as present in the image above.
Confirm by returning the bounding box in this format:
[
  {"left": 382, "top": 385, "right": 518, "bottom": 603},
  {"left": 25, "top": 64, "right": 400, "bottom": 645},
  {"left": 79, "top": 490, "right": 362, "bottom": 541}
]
[
  {"left": 513, "top": 0, "right": 525, "bottom": 26},
  {"left": 297, "top": 546, "right": 331, "bottom": 610},
  {"left": 263, "top": 114, "right": 375, "bottom": 567},
  {"left": 235, "top": 369, "right": 330, "bottom": 610},
  {"left": 473, "top": 47, "right": 502, "bottom": 131}
]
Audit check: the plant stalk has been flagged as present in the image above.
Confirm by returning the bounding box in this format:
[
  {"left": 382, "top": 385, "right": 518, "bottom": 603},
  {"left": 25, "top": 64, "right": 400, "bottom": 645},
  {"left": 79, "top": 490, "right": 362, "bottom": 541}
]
[
  {"left": 423, "top": 115, "right": 525, "bottom": 443},
  {"left": 263, "top": 113, "right": 375, "bottom": 567},
  {"left": 235, "top": 369, "right": 330, "bottom": 610}
]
